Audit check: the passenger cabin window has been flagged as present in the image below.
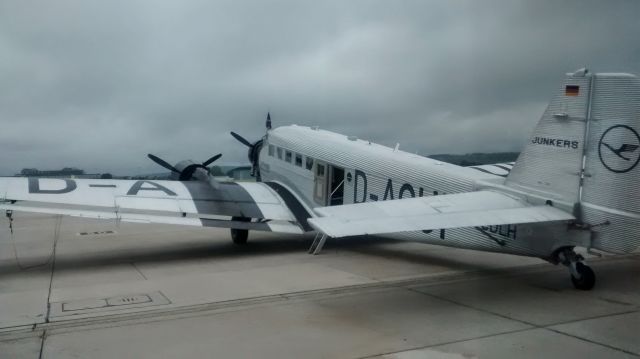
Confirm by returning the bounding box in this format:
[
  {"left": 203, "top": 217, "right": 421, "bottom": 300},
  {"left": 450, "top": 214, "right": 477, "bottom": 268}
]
[
  {"left": 295, "top": 154, "right": 302, "bottom": 167},
  {"left": 306, "top": 157, "right": 314, "bottom": 170},
  {"left": 276, "top": 147, "right": 283, "bottom": 159},
  {"left": 268, "top": 145, "right": 275, "bottom": 156},
  {"left": 285, "top": 150, "right": 292, "bottom": 163}
]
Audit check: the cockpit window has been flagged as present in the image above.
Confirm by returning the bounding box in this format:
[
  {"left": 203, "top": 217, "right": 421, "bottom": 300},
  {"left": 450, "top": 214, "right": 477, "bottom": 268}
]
[
  {"left": 295, "top": 154, "right": 303, "bottom": 167},
  {"left": 285, "top": 150, "right": 292, "bottom": 163},
  {"left": 276, "top": 147, "right": 283, "bottom": 159},
  {"left": 268, "top": 145, "right": 275, "bottom": 156}
]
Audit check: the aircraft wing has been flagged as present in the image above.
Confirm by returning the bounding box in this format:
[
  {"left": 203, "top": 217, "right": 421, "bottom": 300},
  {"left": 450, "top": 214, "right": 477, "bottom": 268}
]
[
  {"left": 307, "top": 191, "right": 574, "bottom": 238},
  {"left": 0, "top": 177, "right": 305, "bottom": 234}
]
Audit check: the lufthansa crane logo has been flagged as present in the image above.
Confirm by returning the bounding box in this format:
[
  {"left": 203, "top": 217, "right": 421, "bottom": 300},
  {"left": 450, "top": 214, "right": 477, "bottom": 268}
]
[{"left": 598, "top": 124, "right": 640, "bottom": 173}]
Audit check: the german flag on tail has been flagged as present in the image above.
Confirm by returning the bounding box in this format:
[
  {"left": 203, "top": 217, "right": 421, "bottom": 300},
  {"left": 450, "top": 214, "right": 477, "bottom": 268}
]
[{"left": 565, "top": 85, "right": 580, "bottom": 96}]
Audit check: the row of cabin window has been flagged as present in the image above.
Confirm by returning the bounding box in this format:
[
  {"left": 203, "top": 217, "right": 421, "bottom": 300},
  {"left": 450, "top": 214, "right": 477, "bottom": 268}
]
[{"left": 268, "top": 144, "right": 314, "bottom": 170}]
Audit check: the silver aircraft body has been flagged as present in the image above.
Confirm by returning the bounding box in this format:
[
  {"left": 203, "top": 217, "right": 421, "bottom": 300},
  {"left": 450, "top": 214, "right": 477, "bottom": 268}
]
[{"left": 1, "top": 68, "right": 639, "bottom": 290}]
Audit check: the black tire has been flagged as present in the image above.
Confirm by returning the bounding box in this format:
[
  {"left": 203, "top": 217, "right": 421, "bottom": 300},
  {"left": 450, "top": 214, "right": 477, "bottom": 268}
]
[
  {"left": 230, "top": 217, "right": 251, "bottom": 245},
  {"left": 231, "top": 228, "right": 248, "bottom": 245},
  {"left": 571, "top": 262, "right": 596, "bottom": 290}
]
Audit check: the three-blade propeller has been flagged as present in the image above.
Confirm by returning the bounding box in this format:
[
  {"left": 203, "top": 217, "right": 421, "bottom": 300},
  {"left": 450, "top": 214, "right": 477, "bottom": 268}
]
[
  {"left": 230, "top": 131, "right": 263, "bottom": 178},
  {"left": 147, "top": 153, "right": 223, "bottom": 180},
  {"left": 148, "top": 154, "right": 181, "bottom": 173},
  {"left": 230, "top": 132, "right": 253, "bottom": 148},
  {"left": 148, "top": 114, "right": 269, "bottom": 180},
  {"left": 202, "top": 153, "right": 223, "bottom": 167},
  {"left": 230, "top": 113, "right": 272, "bottom": 180}
]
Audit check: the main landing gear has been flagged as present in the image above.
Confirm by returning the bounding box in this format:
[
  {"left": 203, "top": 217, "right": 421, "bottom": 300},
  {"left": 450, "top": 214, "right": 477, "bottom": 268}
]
[
  {"left": 230, "top": 228, "right": 248, "bottom": 245},
  {"left": 557, "top": 247, "right": 596, "bottom": 290},
  {"left": 230, "top": 217, "right": 251, "bottom": 245}
]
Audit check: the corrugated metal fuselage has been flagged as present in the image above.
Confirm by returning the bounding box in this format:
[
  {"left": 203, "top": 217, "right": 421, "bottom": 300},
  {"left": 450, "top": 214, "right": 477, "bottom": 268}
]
[{"left": 259, "top": 125, "right": 579, "bottom": 260}]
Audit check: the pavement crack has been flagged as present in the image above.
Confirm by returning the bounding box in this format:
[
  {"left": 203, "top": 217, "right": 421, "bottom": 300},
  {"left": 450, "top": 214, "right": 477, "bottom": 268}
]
[
  {"left": 404, "top": 286, "right": 538, "bottom": 327},
  {"left": 544, "top": 309, "right": 640, "bottom": 328},
  {"left": 38, "top": 329, "right": 47, "bottom": 359},
  {"left": 44, "top": 216, "right": 62, "bottom": 324},
  {"left": 355, "top": 327, "right": 536, "bottom": 359},
  {"left": 131, "top": 262, "right": 148, "bottom": 280},
  {"left": 403, "top": 287, "right": 640, "bottom": 357},
  {"left": 545, "top": 327, "right": 640, "bottom": 357}
]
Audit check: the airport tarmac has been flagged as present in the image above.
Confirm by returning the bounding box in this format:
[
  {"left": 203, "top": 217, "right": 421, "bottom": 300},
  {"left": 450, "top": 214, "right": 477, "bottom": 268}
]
[{"left": 0, "top": 213, "right": 638, "bottom": 358}]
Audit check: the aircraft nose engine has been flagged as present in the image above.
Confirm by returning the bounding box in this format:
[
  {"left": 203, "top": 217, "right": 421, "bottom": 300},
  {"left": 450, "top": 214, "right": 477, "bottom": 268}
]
[
  {"left": 147, "top": 153, "right": 222, "bottom": 181},
  {"left": 230, "top": 112, "right": 272, "bottom": 181},
  {"left": 230, "top": 132, "right": 263, "bottom": 180}
]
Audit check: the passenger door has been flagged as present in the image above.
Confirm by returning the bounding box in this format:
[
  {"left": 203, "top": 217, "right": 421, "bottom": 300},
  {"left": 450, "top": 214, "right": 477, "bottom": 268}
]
[{"left": 314, "top": 161, "right": 327, "bottom": 205}]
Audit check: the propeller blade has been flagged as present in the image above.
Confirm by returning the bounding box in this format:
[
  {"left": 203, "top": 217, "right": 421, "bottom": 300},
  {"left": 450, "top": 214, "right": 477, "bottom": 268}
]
[
  {"left": 230, "top": 131, "right": 253, "bottom": 148},
  {"left": 147, "top": 154, "right": 180, "bottom": 173},
  {"left": 202, "top": 153, "right": 222, "bottom": 167}
]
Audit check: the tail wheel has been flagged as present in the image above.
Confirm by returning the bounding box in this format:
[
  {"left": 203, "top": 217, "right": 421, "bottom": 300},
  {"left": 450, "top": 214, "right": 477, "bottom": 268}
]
[{"left": 570, "top": 262, "right": 596, "bottom": 290}]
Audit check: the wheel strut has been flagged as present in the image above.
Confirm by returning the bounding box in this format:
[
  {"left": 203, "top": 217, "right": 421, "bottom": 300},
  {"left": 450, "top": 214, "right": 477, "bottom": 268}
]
[{"left": 557, "top": 248, "right": 596, "bottom": 290}]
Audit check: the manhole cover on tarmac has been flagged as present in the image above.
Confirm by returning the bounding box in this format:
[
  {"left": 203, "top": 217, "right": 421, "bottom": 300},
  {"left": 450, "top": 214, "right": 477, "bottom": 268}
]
[
  {"left": 51, "top": 291, "right": 170, "bottom": 318},
  {"left": 106, "top": 294, "right": 152, "bottom": 306},
  {"left": 61, "top": 298, "right": 108, "bottom": 312}
]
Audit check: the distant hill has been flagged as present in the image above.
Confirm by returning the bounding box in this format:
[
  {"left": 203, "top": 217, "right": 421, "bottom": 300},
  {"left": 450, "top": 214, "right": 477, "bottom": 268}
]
[{"left": 427, "top": 152, "right": 519, "bottom": 166}]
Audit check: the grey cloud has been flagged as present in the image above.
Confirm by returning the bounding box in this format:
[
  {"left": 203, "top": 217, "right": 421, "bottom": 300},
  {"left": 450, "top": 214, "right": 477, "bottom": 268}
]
[{"left": 0, "top": 0, "right": 638, "bottom": 175}]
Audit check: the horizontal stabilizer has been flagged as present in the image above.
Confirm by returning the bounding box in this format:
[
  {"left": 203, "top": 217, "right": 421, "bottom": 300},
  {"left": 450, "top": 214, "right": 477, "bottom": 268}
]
[{"left": 308, "top": 191, "right": 574, "bottom": 238}]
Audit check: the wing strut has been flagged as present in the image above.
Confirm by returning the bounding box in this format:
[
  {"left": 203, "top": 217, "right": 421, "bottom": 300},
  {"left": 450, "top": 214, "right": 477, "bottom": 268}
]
[{"left": 308, "top": 233, "right": 329, "bottom": 255}]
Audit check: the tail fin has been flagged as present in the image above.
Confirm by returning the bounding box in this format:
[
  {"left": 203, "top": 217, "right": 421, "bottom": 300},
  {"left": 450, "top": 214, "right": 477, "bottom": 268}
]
[
  {"left": 507, "top": 69, "right": 640, "bottom": 253},
  {"left": 505, "top": 68, "right": 592, "bottom": 203}
]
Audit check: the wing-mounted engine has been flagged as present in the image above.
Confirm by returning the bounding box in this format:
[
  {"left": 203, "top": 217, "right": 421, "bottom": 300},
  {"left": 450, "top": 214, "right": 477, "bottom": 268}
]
[{"left": 147, "top": 153, "right": 222, "bottom": 181}]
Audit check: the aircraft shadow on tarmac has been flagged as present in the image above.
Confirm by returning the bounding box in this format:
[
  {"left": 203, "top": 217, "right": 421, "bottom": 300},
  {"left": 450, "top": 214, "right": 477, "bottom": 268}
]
[
  {"left": 0, "top": 233, "right": 401, "bottom": 274},
  {"left": 1, "top": 228, "right": 637, "bottom": 294}
]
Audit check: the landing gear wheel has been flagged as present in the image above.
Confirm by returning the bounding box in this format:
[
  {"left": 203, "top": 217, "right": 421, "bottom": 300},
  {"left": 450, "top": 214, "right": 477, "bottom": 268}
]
[
  {"left": 230, "top": 217, "right": 251, "bottom": 245},
  {"left": 230, "top": 228, "right": 248, "bottom": 245},
  {"left": 570, "top": 262, "right": 596, "bottom": 290}
]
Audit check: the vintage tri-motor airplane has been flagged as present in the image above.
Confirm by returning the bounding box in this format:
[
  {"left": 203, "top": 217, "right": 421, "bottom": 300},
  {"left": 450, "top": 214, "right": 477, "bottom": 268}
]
[{"left": 1, "top": 69, "right": 639, "bottom": 290}]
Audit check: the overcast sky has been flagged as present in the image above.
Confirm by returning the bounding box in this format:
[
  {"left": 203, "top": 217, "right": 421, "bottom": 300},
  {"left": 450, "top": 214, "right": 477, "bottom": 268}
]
[{"left": 1, "top": 0, "right": 639, "bottom": 175}]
